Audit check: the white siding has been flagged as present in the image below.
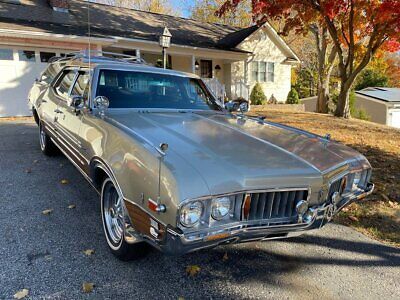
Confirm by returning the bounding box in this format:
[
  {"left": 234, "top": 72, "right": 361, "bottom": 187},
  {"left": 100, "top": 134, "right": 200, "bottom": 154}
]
[{"left": 233, "top": 27, "right": 292, "bottom": 102}]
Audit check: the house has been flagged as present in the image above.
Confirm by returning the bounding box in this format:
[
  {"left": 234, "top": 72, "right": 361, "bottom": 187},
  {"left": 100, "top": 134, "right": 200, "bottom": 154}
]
[
  {"left": 0, "top": 0, "right": 299, "bottom": 117},
  {"left": 301, "top": 87, "right": 400, "bottom": 129}
]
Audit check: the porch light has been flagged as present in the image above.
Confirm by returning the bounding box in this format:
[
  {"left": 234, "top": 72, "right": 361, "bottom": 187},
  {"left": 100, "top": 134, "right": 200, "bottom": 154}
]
[
  {"left": 195, "top": 60, "right": 199, "bottom": 70},
  {"left": 214, "top": 65, "right": 221, "bottom": 70},
  {"left": 159, "top": 27, "right": 172, "bottom": 69}
]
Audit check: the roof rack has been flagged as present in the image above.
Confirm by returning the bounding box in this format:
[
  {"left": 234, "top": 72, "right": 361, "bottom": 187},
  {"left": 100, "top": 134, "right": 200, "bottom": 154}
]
[{"left": 49, "top": 50, "right": 147, "bottom": 65}]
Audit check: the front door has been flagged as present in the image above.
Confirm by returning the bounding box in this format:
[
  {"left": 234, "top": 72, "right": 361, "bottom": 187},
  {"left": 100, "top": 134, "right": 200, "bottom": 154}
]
[{"left": 56, "top": 69, "right": 90, "bottom": 172}]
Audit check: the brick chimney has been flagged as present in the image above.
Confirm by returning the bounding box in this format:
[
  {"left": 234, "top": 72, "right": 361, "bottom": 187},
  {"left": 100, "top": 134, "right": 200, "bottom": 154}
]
[{"left": 48, "top": 0, "right": 69, "bottom": 12}]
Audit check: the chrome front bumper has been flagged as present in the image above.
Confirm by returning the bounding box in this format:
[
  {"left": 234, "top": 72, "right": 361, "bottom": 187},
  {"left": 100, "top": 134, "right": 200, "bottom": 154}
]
[{"left": 141, "top": 183, "right": 374, "bottom": 255}]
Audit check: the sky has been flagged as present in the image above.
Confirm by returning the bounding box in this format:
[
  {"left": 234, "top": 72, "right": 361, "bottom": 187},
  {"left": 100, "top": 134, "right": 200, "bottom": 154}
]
[{"left": 170, "top": 0, "right": 194, "bottom": 17}]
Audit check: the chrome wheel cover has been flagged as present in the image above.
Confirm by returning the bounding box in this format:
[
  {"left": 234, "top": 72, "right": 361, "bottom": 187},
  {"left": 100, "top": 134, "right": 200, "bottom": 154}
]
[
  {"left": 39, "top": 125, "right": 46, "bottom": 151},
  {"left": 103, "top": 182, "right": 125, "bottom": 245}
]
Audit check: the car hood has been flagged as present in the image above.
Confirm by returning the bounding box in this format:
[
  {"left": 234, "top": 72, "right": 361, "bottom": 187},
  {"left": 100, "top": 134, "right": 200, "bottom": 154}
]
[{"left": 105, "top": 110, "right": 366, "bottom": 198}]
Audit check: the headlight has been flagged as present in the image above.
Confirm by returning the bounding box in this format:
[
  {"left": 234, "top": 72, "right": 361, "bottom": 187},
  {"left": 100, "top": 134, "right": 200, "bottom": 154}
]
[
  {"left": 353, "top": 172, "right": 362, "bottom": 188},
  {"left": 211, "top": 197, "right": 231, "bottom": 220},
  {"left": 180, "top": 201, "right": 203, "bottom": 227}
]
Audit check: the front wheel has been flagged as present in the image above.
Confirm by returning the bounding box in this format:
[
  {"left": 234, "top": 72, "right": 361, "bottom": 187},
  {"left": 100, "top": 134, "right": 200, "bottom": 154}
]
[{"left": 101, "top": 177, "right": 149, "bottom": 260}]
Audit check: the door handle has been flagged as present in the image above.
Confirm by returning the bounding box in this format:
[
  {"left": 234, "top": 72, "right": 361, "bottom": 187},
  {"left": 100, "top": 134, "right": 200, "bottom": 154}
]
[{"left": 54, "top": 108, "right": 63, "bottom": 114}]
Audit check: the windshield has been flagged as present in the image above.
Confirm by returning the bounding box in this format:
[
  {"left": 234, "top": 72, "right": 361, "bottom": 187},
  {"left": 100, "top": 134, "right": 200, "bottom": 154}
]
[{"left": 95, "top": 69, "right": 221, "bottom": 111}]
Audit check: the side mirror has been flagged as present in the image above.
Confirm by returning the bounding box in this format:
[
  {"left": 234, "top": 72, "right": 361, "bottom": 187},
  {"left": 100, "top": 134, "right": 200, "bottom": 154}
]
[
  {"left": 239, "top": 102, "right": 249, "bottom": 113},
  {"left": 224, "top": 101, "right": 237, "bottom": 112},
  {"left": 94, "top": 96, "right": 110, "bottom": 116},
  {"left": 68, "top": 95, "right": 84, "bottom": 110}
]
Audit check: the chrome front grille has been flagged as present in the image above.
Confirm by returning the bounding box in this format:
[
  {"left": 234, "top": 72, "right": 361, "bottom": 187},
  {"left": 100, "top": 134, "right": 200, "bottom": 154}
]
[{"left": 242, "top": 189, "right": 309, "bottom": 223}]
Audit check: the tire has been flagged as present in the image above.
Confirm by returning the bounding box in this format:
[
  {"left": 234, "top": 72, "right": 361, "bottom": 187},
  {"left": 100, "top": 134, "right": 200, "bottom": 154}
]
[
  {"left": 39, "top": 122, "right": 59, "bottom": 156},
  {"left": 101, "top": 177, "right": 149, "bottom": 260}
]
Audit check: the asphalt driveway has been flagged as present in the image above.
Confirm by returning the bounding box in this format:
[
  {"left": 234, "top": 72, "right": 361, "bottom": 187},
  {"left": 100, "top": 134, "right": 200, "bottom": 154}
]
[{"left": 0, "top": 119, "right": 399, "bottom": 300}]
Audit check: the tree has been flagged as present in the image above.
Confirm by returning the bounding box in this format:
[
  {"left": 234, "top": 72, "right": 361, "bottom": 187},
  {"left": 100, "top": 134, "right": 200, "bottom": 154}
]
[
  {"left": 96, "top": 0, "right": 177, "bottom": 15},
  {"left": 250, "top": 83, "right": 267, "bottom": 105},
  {"left": 355, "top": 69, "right": 388, "bottom": 90},
  {"left": 217, "top": 0, "right": 400, "bottom": 118},
  {"left": 190, "top": 0, "right": 252, "bottom": 27},
  {"left": 286, "top": 88, "right": 300, "bottom": 104}
]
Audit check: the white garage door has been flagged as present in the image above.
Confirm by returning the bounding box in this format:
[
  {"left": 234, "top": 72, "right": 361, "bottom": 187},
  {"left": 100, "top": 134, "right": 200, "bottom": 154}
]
[
  {"left": 390, "top": 110, "right": 400, "bottom": 129},
  {"left": 0, "top": 47, "right": 69, "bottom": 117}
]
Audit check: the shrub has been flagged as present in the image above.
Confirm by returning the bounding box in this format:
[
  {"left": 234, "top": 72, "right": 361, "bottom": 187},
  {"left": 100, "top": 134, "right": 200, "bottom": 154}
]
[
  {"left": 355, "top": 108, "right": 371, "bottom": 121},
  {"left": 286, "top": 88, "right": 300, "bottom": 104},
  {"left": 268, "top": 94, "right": 278, "bottom": 104},
  {"left": 250, "top": 83, "right": 267, "bottom": 105}
]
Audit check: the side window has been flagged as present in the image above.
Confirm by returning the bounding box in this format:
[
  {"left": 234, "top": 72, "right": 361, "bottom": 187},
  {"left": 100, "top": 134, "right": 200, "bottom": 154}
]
[
  {"left": 54, "top": 70, "right": 76, "bottom": 99},
  {"left": 71, "top": 71, "right": 90, "bottom": 102}
]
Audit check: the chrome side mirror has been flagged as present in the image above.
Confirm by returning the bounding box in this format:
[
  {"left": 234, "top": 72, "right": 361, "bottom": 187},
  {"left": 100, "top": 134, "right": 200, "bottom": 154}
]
[
  {"left": 239, "top": 102, "right": 249, "bottom": 113},
  {"left": 68, "top": 95, "right": 84, "bottom": 110},
  {"left": 224, "top": 101, "right": 237, "bottom": 112},
  {"left": 94, "top": 96, "right": 110, "bottom": 116}
]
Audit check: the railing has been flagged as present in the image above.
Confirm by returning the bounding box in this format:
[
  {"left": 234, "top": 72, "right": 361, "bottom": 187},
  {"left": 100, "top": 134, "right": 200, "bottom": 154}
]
[
  {"left": 232, "top": 79, "right": 249, "bottom": 100},
  {"left": 202, "top": 78, "right": 225, "bottom": 105}
]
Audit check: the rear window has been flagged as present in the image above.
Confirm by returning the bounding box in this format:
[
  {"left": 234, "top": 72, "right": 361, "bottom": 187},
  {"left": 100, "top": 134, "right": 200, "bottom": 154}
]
[
  {"left": 40, "top": 62, "right": 65, "bottom": 84},
  {"left": 96, "top": 70, "right": 220, "bottom": 111},
  {"left": 54, "top": 70, "right": 76, "bottom": 99}
]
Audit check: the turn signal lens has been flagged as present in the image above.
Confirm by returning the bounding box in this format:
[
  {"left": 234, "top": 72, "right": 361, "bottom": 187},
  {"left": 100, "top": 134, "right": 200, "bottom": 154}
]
[{"left": 211, "top": 197, "right": 231, "bottom": 220}]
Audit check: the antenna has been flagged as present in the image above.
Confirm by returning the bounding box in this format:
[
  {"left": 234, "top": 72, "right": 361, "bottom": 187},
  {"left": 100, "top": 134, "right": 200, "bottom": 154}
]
[{"left": 87, "top": 0, "right": 91, "bottom": 106}]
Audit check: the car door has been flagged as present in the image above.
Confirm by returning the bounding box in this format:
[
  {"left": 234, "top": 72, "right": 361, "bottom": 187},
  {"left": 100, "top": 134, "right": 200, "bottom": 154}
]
[{"left": 55, "top": 69, "right": 90, "bottom": 171}]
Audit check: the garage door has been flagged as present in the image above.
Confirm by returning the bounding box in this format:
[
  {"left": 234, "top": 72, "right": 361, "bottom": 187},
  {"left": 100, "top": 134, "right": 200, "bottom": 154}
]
[
  {"left": 0, "top": 47, "right": 69, "bottom": 117},
  {"left": 390, "top": 110, "right": 400, "bottom": 129}
]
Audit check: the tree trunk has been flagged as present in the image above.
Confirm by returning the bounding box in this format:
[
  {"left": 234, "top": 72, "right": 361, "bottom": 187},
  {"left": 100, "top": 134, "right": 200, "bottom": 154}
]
[
  {"left": 335, "top": 84, "right": 351, "bottom": 118},
  {"left": 316, "top": 73, "right": 331, "bottom": 113}
]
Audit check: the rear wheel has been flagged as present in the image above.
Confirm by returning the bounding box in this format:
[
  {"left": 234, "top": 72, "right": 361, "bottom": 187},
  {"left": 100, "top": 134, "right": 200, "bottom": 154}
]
[
  {"left": 101, "top": 177, "right": 149, "bottom": 260},
  {"left": 39, "top": 122, "right": 58, "bottom": 156}
]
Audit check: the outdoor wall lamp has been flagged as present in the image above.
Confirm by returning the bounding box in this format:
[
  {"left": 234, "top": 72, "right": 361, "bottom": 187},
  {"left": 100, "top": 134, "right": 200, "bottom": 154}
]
[{"left": 159, "top": 27, "right": 172, "bottom": 69}]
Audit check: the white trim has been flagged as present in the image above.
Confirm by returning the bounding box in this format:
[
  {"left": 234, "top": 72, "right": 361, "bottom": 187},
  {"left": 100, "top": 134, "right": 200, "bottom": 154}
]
[{"left": 0, "top": 28, "right": 115, "bottom": 45}]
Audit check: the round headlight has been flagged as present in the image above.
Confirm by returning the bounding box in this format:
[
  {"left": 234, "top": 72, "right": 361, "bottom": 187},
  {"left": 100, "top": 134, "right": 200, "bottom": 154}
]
[
  {"left": 180, "top": 201, "right": 203, "bottom": 227},
  {"left": 211, "top": 197, "right": 231, "bottom": 220}
]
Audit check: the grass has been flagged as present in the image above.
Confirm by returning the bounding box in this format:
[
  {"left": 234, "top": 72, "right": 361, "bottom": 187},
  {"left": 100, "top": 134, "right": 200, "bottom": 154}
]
[{"left": 251, "top": 109, "right": 400, "bottom": 247}]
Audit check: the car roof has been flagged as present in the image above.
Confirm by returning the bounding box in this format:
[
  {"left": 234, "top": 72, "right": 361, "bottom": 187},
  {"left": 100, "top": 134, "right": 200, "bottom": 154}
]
[{"left": 50, "top": 53, "right": 199, "bottom": 79}]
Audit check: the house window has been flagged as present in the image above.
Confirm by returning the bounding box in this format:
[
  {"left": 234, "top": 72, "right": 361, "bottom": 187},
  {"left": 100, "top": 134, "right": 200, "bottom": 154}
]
[
  {"left": 0, "top": 48, "right": 13, "bottom": 60},
  {"left": 250, "top": 61, "right": 274, "bottom": 82},
  {"left": 200, "top": 60, "right": 212, "bottom": 78},
  {"left": 18, "top": 50, "right": 35, "bottom": 62},
  {"left": 40, "top": 52, "right": 56, "bottom": 63}
]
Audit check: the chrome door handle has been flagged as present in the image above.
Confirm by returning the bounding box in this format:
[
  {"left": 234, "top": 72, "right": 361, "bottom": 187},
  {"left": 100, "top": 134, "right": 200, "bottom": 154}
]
[{"left": 54, "top": 108, "right": 63, "bottom": 114}]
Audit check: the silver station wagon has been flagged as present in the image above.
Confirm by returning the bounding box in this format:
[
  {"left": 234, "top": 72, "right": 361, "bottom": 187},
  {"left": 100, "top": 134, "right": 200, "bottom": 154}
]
[{"left": 29, "top": 51, "right": 374, "bottom": 260}]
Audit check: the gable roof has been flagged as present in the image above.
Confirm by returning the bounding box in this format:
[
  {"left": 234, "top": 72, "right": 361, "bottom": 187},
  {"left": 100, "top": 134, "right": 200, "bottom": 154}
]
[
  {"left": 0, "top": 0, "right": 254, "bottom": 52},
  {"left": 356, "top": 87, "right": 400, "bottom": 103}
]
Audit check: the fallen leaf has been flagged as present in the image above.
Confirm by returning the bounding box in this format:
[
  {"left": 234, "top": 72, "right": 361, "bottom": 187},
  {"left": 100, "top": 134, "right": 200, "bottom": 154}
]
[
  {"left": 222, "top": 252, "right": 229, "bottom": 262},
  {"left": 42, "top": 209, "right": 53, "bottom": 215},
  {"left": 178, "top": 297, "right": 185, "bottom": 300},
  {"left": 348, "top": 215, "right": 359, "bottom": 222},
  {"left": 82, "top": 282, "right": 94, "bottom": 293},
  {"left": 13, "top": 289, "right": 29, "bottom": 299},
  {"left": 68, "top": 204, "right": 76, "bottom": 209},
  {"left": 33, "top": 160, "right": 38, "bottom": 164},
  {"left": 60, "top": 179, "right": 69, "bottom": 185},
  {"left": 25, "top": 168, "right": 32, "bottom": 174},
  {"left": 83, "top": 249, "right": 95, "bottom": 256},
  {"left": 186, "top": 265, "right": 201, "bottom": 277}
]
